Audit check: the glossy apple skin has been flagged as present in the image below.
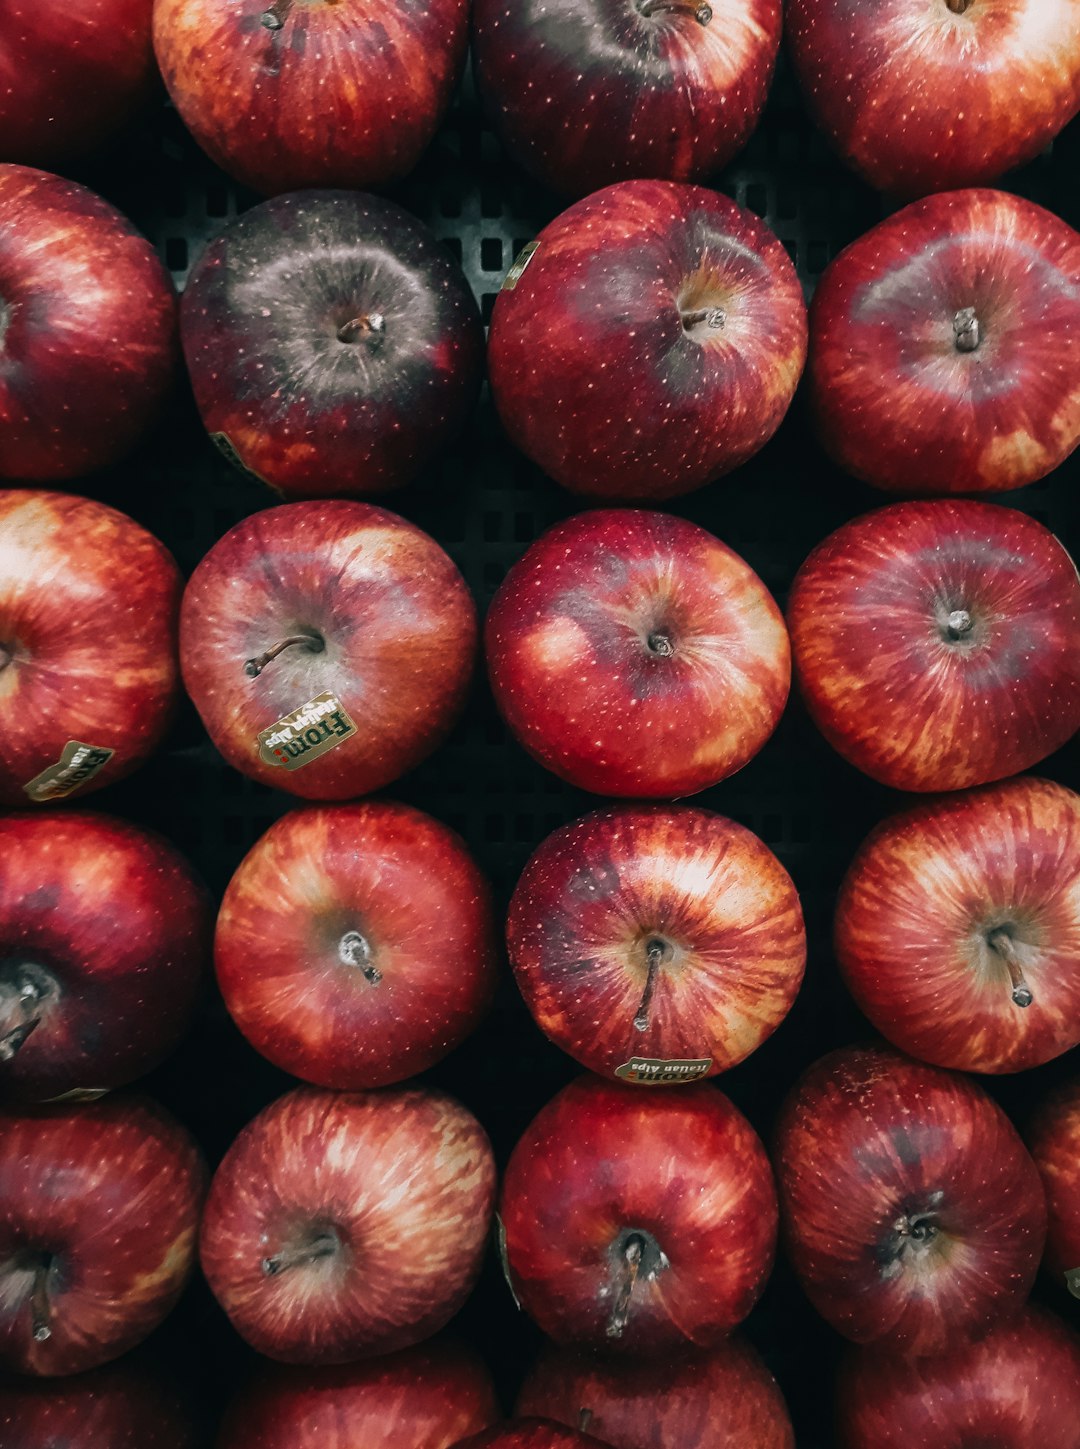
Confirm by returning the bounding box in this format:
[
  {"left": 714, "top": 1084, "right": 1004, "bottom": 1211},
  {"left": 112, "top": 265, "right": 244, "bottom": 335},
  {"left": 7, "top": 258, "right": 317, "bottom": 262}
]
[
  {"left": 487, "top": 181, "right": 807, "bottom": 500},
  {"left": 809, "top": 190, "right": 1080, "bottom": 495},
  {"left": 153, "top": 0, "right": 467, "bottom": 195},
  {"left": 517, "top": 1336, "right": 795, "bottom": 1449},
  {"left": 775, "top": 1045, "right": 1046, "bottom": 1357},
  {"left": 1027, "top": 1079, "right": 1080, "bottom": 1299},
  {"left": 0, "top": 1358, "right": 198, "bottom": 1448},
  {"left": 0, "top": 167, "right": 176, "bottom": 480},
  {"left": 0, "top": 1, "right": 156, "bottom": 167},
  {"left": 181, "top": 191, "right": 482, "bottom": 500},
  {"left": 788, "top": 500, "right": 1080, "bottom": 793},
  {"left": 472, "top": 0, "right": 780, "bottom": 196},
  {"left": 217, "top": 1338, "right": 499, "bottom": 1449},
  {"left": 180, "top": 501, "right": 476, "bottom": 800},
  {"left": 0, "top": 1094, "right": 207, "bottom": 1376},
  {"left": 500, "top": 1075, "right": 777, "bottom": 1355},
  {"left": 837, "top": 1307, "right": 1080, "bottom": 1449},
  {"left": 507, "top": 804, "right": 805, "bottom": 1080},
  {"left": 215, "top": 800, "right": 497, "bottom": 1089},
  {"left": 0, "top": 811, "right": 209, "bottom": 1102},
  {"left": 0, "top": 491, "right": 182, "bottom": 806},
  {"left": 486, "top": 510, "right": 790, "bottom": 797},
  {"left": 200, "top": 1084, "right": 496, "bottom": 1364},
  {"left": 785, "top": 0, "right": 1080, "bottom": 198},
  {"left": 455, "top": 1422, "right": 605, "bottom": 1449},
  {"left": 836, "top": 777, "right": 1080, "bottom": 1074}
]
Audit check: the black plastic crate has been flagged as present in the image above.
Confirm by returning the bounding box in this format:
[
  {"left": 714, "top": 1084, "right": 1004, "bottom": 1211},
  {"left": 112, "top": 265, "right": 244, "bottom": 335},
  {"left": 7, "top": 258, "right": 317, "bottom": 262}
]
[{"left": 49, "top": 59, "right": 1080, "bottom": 1446}]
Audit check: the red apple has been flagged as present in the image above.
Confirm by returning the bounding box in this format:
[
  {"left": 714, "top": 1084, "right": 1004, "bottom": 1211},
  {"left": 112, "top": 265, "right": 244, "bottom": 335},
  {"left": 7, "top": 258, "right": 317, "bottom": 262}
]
[
  {"left": 485, "top": 510, "right": 790, "bottom": 797},
  {"left": 0, "top": 1094, "right": 206, "bottom": 1375},
  {"left": 0, "top": 2, "right": 157, "bottom": 168},
  {"left": 517, "top": 1335, "right": 795, "bottom": 1448},
  {"left": 0, "top": 167, "right": 176, "bottom": 481},
  {"left": 788, "top": 500, "right": 1080, "bottom": 793},
  {"left": 152, "top": 0, "right": 468, "bottom": 195},
  {"left": 455, "top": 1422, "right": 606, "bottom": 1449},
  {"left": 215, "top": 800, "right": 496, "bottom": 1089},
  {"left": 0, "top": 490, "right": 181, "bottom": 806},
  {"left": 499, "top": 1075, "right": 777, "bottom": 1355},
  {"left": 837, "top": 1307, "right": 1080, "bottom": 1449},
  {"left": 472, "top": 0, "right": 780, "bottom": 196},
  {"left": 0, "top": 810, "right": 209, "bottom": 1102},
  {"left": 487, "top": 181, "right": 807, "bottom": 500},
  {"left": 200, "top": 1084, "right": 496, "bottom": 1363},
  {"left": 218, "top": 1338, "right": 499, "bottom": 1449},
  {"left": 0, "top": 1357, "right": 198, "bottom": 1448},
  {"left": 180, "top": 191, "right": 482, "bottom": 500},
  {"left": 507, "top": 803, "right": 805, "bottom": 1083},
  {"left": 775, "top": 1045, "right": 1046, "bottom": 1357},
  {"left": 179, "top": 500, "right": 476, "bottom": 800},
  {"left": 836, "top": 776, "right": 1080, "bottom": 1074},
  {"left": 808, "top": 189, "right": 1080, "bottom": 495},
  {"left": 785, "top": 0, "right": 1080, "bottom": 198},
  {"left": 1027, "top": 1079, "right": 1080, "bottom": 1300}
]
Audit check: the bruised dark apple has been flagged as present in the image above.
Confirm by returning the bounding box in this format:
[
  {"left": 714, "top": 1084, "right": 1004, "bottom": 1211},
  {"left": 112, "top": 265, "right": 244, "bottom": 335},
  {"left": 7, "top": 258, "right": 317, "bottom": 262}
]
[
  {"left": 180, "top": 191, "right": 482, "bottom": 499},
  {"left": 472, "top": 0, "right": 781, "bottom": 196}
]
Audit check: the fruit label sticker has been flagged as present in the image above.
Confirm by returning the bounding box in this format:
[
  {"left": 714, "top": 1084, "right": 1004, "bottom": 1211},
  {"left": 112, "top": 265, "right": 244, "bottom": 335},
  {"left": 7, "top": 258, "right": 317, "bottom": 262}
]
[
  {"left": 1067, "top": 1267, "right": 1080, "bottom": 1299},
  {"left": 23, "top": 741, "right": 114, "bottom": 803},
  {"left": 494, "top": 1214, "right": 522, "bottom": 1310},
  {"left": 257, "top": 692, "right": 357, "bottom": 771},
  {"left": 209, "top": 432, "right": 277, "bottom": 492},
  {"left": 502, "top": 241, "right": 540, "bottom": 290},
  {"left": 615, "top": 1056, "right": 713, "bottom": 1085}
]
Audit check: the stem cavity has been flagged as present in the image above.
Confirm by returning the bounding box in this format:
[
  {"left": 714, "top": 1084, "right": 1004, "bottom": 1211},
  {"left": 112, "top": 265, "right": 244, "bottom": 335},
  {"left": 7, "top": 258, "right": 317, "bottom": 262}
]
[
  {"left": 681, "top": 306, "right": 726, "bottom": 331},
  {"left": 338, "top": 931, "right": 381, "bottom": 985},
  {"left": 262, "top": 1232, "right": 339, "bottom": 1277},
  {"left": 646, "top": 631, "right": 674, "bottom": 658},
  {"left": 639, "top": 0, "right": 712, "bottom": 20},
  {"left": 337, "top": 314, "right": 386, "bottom": 346},
  {"left": 987, "top": 928, "right": 1033, "bottom": 1008},
  {"left": 946, "top": 0, "right": 974, "bottom": 12},
  {"left": 606, "top": 1234, "right": 644, "bottom": 1340},
  {"left": 245, "top": 633, "right": 325, "bottom": 678},
  {"left": 633, "top": 940, "right": 666, "bottom": 1033},
  {"left": 0, "top": 970, "right": 50, "bottom": 1063},
  {"left": 953, "top": 307, "right": 980, "bottom": 352},
  {"left": 30, "top": 1258, "right": 52, "bottom": 1343}
]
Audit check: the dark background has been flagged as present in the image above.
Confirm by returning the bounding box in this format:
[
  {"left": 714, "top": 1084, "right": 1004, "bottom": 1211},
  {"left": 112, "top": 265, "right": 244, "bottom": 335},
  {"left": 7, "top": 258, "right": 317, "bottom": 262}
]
[{"left": 51, "top": 51, "right": 1080, "bottom": 1448}]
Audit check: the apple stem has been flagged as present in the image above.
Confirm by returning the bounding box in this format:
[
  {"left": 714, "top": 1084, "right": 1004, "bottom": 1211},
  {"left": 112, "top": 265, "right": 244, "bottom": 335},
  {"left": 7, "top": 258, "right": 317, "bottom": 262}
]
[
  {"left": 639, "top": 0, "right": 713, "bottom": 23},
  {"left": 987, "top": 928, "right": 1033, "bottom": 1008},
  {"left": 262, "top": 1233, "right": 338, "bottom": 1277},
  {"left": 606, "top": 1234, "right": 644, "bottom": 1339},
  {"left": 945, "top": 609, "right": 973, "bottom": 641},
  {"left": 338, "top": 931, "right": 382, "bottom": 984},
  {"left": 946, "top": 0, "right": 974, "bottom": 13},
  {"left": 953, "top": 307, "right": 981, "bottom": 352},
  {"left": 30, "top": 1260, "right": 51, "bottom": 1343},
  {"left": 0, "top": 644, "right": 11, "bottom": 672},
  {"left": 681, "top": 307, "right": 726, "bottom": 330},
  {"left": 646, "top": 631, "right": 675, "bottom": 658},
  {"left": 579, "top": 1409, "right": 594, "bottom": 1433},
  {"left": 337, "top": 314, "right": 387, "bottom": 346},
  {"left": 260, "top": 0, "right": 293, "bottom": 29},
  {"left": 633, "top": 940, "right": 665, "bottom": 1032},
  {"left": 244, "top": 633, "right": 325, "bottom": 678},
  {"left": 0, "top": 978, "right": 44, "bottom": 1062},
  {"left": 1066, "top": 1267, "right": 1080, "bottom": 1299}
]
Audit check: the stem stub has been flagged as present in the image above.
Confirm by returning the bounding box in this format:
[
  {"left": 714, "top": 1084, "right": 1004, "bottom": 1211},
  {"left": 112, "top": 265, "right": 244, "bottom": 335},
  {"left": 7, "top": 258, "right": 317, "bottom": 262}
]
[
  {"left": 945, "top": 609, "right": 973, "bottom": 642},
  {"left": 953, "top": 307, "right": 980, "bottom": 352}
]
